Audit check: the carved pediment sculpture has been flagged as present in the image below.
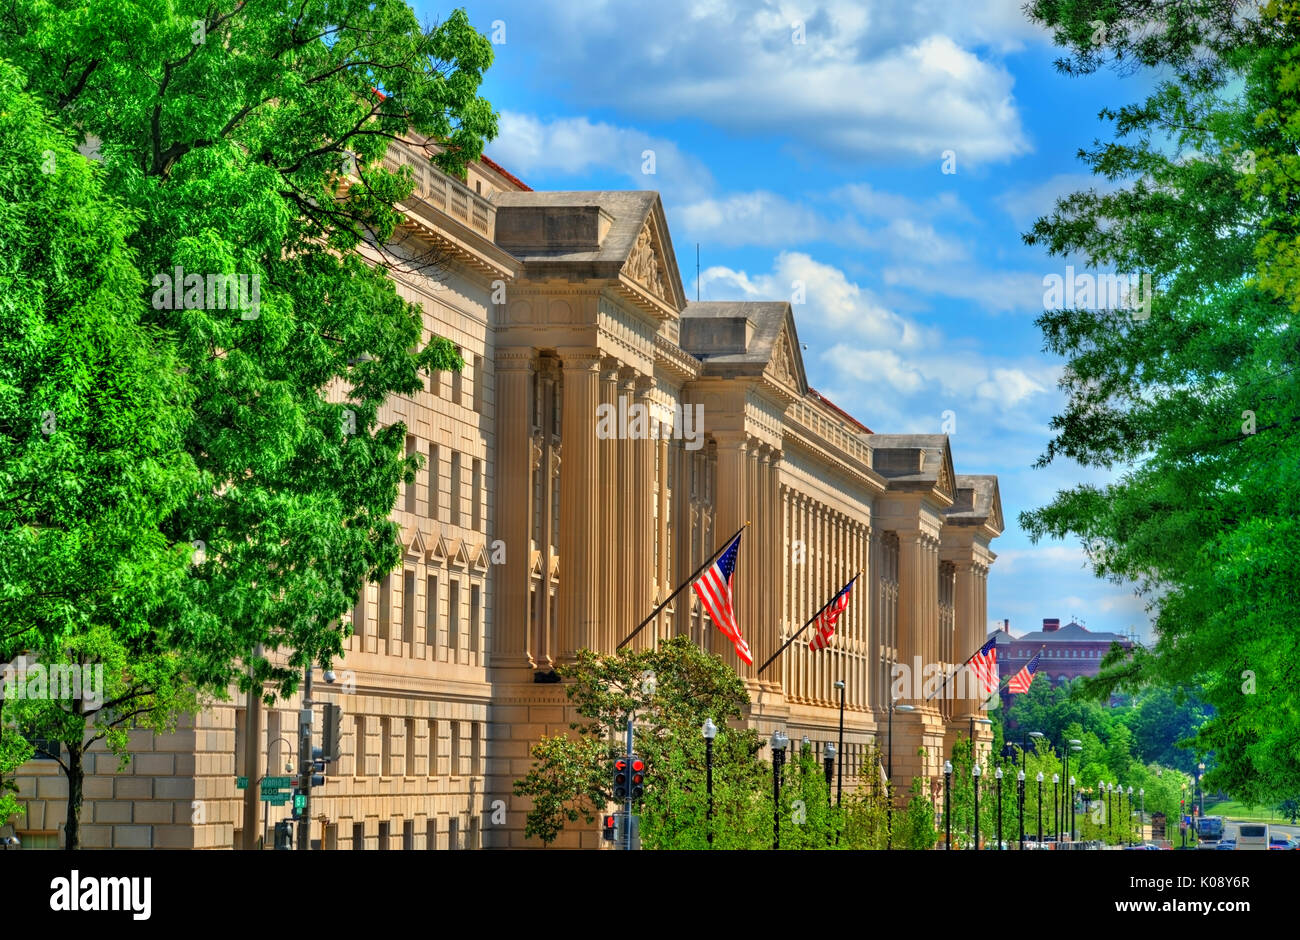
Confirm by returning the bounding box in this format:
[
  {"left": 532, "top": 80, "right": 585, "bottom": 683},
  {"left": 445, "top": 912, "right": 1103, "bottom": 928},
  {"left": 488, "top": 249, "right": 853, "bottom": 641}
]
[
  {"left": 625, "top": 222, "right": 666, "bottom": 300},
  {"left": 772, "top": 330, "right": 796, "bottom": 386}
]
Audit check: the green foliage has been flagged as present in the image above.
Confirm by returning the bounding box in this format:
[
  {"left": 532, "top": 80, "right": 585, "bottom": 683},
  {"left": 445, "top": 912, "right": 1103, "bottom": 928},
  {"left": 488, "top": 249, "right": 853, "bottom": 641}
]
[
  {"left": 1019, "top": 0, "right": 1300, "bottom": 805},
  {"left": 0, "top": 2, "right": 497, "bottom": 699}
]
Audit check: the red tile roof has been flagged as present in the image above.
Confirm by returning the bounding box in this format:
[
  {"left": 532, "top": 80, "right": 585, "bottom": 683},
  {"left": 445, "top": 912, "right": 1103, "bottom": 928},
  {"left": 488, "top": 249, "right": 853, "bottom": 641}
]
[{"left": 480, "top": 154, "right": 532, "bottom": 192}]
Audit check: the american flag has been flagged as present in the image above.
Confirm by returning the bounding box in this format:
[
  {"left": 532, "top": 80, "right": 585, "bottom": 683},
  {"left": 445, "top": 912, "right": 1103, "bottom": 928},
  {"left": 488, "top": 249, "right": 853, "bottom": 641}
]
[
  {"left": 809, "top": 577, "right": 857, "bottom": 651},
  {"left": 1007, "top": 651, "right": 1041, "bottom": 694},
  {"left": 967, "top": 635, "right": 999, "bottom": 694},
  {"left": 692, "top": 532, "right": 751, "bottom": 664}
]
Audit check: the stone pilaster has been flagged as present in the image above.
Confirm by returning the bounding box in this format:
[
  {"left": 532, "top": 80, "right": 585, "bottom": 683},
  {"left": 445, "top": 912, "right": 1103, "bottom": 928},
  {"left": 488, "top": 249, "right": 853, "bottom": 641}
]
[
  {"left": 556, "top": 350, "right": 601, "bottom": 662},
  {"left": 492, "top": 349, "right": 535, "bottom": 669}
]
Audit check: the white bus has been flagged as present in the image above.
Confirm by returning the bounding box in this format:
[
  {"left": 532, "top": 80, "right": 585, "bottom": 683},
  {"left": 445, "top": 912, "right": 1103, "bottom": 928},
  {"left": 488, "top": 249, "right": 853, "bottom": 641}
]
[{"left": 1236, "top": 823, "right": 1269, "bottom": 850}]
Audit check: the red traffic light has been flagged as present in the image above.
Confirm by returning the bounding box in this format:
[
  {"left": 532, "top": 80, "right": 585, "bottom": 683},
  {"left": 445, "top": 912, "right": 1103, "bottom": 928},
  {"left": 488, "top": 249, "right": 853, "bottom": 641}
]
[
  {"left": 631, "top": 759, "right": 644, "bottom": 772},
  {"left": 615, "top": 760, "right": 627, "bottom": 771},
  {"left": 604, "top": 815, "right": 615, "bottom": 828}
]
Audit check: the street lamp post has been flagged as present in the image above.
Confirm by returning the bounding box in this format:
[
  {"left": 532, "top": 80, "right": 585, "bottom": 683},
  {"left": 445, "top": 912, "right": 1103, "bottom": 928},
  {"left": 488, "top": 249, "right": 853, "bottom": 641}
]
[
  {"left": 834, "top": 681, "right": 846, "bottom": 807},
  {"left": 702, "top": 718, "right": 717, "bottom": 848},
  {"left": 823, "top": 743, "right": 835, "bottom": 806},
  {"left": 1052, "top": 773, "right": 1059, "bottom": 842},
  {"left": 943, "top": 760, "right": 953, "bottom": 850},
  {"left": 1070, "top": 776, "right": 1076, "bottom": 841},
  {"left": 1036, "top": 772, "right": 1044, "bottom": 843},
  {"left": 886, "top": 700, "right": 915, "bottom": 849},
  {"left": 1197, "top": 762, "right": 1206, "bottom": 816},
  {"left": 973, "top": 763, "right": 982, "bottom": 851},
  {"left": 995, "top": 766, "right": 1004, "bottom": 850},
  {"left": 1022, "top": 730, "right": 1044, "bottom": 774},
  {"left": 1017, "top": 770, "right": 1026, "bottom": 850},
  {"left": 1139, "top": 788, "right": 1145, "bottom": 843},
  {"left": 771, "top": 730, "right": 788, "bottom": 850},
  {"left": 1127, "top": 786, "right": 1134, "bottom": 845}
]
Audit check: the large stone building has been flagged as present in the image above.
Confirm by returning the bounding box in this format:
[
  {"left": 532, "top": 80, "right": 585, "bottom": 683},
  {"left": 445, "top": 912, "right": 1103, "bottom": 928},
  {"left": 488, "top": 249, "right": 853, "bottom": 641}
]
[
  {"left": 5, "top": 136, "right": 1003, "bottom": 850},
  {"left": 990, "top": 618, "right": 1136, "bottom": 696}
]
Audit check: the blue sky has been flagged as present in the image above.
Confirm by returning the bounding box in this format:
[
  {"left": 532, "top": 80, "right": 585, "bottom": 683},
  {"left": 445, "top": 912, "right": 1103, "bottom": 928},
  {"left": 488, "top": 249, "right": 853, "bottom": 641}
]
[{"left": 419, "top": 0, "right": 1158, "bottom": 642}]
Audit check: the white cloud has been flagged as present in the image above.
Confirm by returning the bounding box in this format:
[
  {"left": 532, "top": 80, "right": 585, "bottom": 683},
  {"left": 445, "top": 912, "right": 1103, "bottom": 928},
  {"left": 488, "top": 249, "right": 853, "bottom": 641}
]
[
  {"left": 472, "top": 1, "right": 1041, "bottom": 165},
  {"left": 490, "top": 111, "right": 715, "bottom": 201},
  {"left": 996, "top": 172, "right": 1125, "bottom": 229}
]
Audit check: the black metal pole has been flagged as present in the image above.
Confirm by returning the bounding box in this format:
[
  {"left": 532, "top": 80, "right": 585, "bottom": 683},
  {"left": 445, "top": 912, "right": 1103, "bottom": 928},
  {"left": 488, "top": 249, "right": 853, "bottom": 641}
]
[
  {"left": 974, "top": 772, "right": 980, "bottom": 851},
  {"left": 1036, "top": 777, "right": 1043, "bottom": 844},
  {"left": 296, "top": 664, "right": 312, "bottom": 852},
  {"left": 772, "top": 749, "right": 784, "bottom": 850},
  {"left": 706, "top": 738, "right": 713, "bottom": 848},
  {"left": 836, "top": 685, "right": 845, "bottom": 807},
  {"left": 1018, "top": 775, "right": 1025, "bottom": 850},
  {"left": 886, "top": 703, "right": 893, "bottom": 849},
  {"left": 996, "top": 772, "right": 1003, "bottom": 849},
  {"left": 944, "top": 767, "right": 951, "bottom": 850},
  {"left": 1053, "top": 780, "right": 1058, "bottom": 841}
]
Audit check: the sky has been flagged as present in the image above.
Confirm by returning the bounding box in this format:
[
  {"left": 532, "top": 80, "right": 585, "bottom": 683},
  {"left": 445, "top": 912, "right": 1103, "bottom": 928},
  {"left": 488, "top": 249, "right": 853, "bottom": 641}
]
[{"left": 416, "top": 0, "right": 1159, "bottom": 642}]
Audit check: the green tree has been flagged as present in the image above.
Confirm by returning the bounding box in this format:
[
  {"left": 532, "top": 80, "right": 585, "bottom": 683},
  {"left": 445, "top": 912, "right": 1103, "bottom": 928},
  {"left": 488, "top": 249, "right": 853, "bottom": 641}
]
[
  {"left": 1, "top": 2, "right": 496, "bottom": 700},
  {"left": 0, "top": 60, "right": 203, "bottom": 847},
  {"left": 1020, "top": 0, "right": 1300, "bottom": 803}
]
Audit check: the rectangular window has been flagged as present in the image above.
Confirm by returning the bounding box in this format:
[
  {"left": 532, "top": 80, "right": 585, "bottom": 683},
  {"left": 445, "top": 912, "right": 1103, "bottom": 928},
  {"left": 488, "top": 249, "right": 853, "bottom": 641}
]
[
  {"left": 402, "top": 569, "right": 416, "bottom": 648},
  {"left": 353, "top": 822, "right": 365, "bottom": 851},
  {"left": 378, "top": 821, "right": 390, "bottom": 851},
  {"left": 425, "top": 575, "right": 438, "bottom": 654},
  {"left": 472, "top": 354, "right": 484, "bottom": 412},
  {"left": 472, "top": 458, "right": 483, "bottom": 532},
  {"left": 380, "top": 716, "right": 392, "bottom": 777},
  {"left": 353, "top": 715, "right": 366, "bottom": 777},
  {"left": 450, "top": 720, "right": 461, "bottom": 776},
  {"left": 426, "top": 719, "right": 438, "bottom": 777},
  {"left": 470, "top": 585, "right": 480, "bottom": 654},
  {"left": 267, "top": 711, "right": 283, "bottom": 776},
  {"left": 448, "top": 580, "right": 460, "bottom": 654},
  {"left": 450, "top": 452, "right": 462, "bottom": 526},
  {"left": 352, "top": 589, "right": 366, "bottom": 650},
  {"left": 471, "top": 720, "right": 481, "bottom": 776},
  {"left": 449, "top": 817, "right": 460, "bottom": 851},
  {"left": 405, "top": 718, "right": 417, "bottom": 777},
  {"left": 452, "top": 351, "right": 464, "bottom": 407},
  {"left": 404, "top": 435, "right": 417, "bottom": 512},
  {"left": 378, "top": 574, "right": 392, "bottom": 645},
  {"left": 428, "top": 444, "right": 440, "bottom": 521},
  {"left": 426, "top": 818, "right": 438, "bottom": 850},
  {"left": 403, "top": 820, "right": 414, "bottom": 851}
]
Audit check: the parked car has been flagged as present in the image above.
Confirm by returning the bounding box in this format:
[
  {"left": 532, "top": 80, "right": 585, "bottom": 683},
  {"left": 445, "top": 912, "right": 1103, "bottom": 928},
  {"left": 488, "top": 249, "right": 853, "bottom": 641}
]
[
  {"left": 1268, "top": 835, "right": 1297, "bottom": 850},
  {"left": 1215, "top": 840, "right": 1237, "bottom": 850}
]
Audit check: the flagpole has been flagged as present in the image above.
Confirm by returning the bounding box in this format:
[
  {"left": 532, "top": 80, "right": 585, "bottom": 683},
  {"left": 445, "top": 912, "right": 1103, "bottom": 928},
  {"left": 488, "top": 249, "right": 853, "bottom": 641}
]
[
  {"left": 615, "top": 522, "right": 750, "bottom": 651},
  {"left": 755, "top": 572, "right": 861, "bottom": 676},
  {"left": 924, "top": 634, "right": 1004, "bottom": 703}
]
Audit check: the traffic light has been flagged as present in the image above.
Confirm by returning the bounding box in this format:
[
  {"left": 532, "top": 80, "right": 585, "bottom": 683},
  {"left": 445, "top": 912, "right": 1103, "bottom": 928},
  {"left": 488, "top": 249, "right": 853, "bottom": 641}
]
[
  {"left": 322, "top": 703, "right": 343, "bottom": 761},
  {"left": 274, "top": 820, "right": 294, "bottom": 850},
  {"left": 603, "top": 815, "right": 616, "bottom": 841},
  {"left": 613, "top": 759, "right": 628, "bottom": 801},
  {"left": 630, "top": 756, "right": 645, "bottom": 800},
  {"left": 311, "top": 746, "right": 326, "bottom": 787}
]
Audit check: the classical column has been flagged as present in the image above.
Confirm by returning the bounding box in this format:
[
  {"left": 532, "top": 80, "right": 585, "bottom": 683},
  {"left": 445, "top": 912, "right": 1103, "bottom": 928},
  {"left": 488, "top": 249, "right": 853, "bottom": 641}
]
[
  {"left": 710, "top": 432, "right": 747, "bottom": 665},
  {"left": 615, "top": 368, "right": 636, "bottom": 645},
  {"left": 556, "top": 350, "right": 602, "bottom": 662},
  {"left": 598, "top": 359, "right": 619, "bottom": 652},
  {"left": 953, "top": 560, "right": 977, "bottom": 716},
  {"left": 633, "top": 377, "right": 655, "bottom": 647},
  {"left": 896, "top": 532, "right": 925, "bottom": 706},
  {"left": 655, "top": 433, "right": 670, "bottom": 643},
  {"left": 493, "top": 349, "right": 534, "bottom": 667}
]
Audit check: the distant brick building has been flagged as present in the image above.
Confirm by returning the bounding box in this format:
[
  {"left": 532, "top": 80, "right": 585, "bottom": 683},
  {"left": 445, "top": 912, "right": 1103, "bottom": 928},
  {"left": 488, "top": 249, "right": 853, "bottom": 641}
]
[{"left": 990, "top": 618, "right": 1134, "bottom": 697}]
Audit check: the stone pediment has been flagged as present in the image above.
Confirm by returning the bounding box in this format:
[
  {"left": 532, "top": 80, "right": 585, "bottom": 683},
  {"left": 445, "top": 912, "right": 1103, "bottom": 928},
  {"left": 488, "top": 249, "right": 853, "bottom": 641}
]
[{"left": 621, "top": 217, "right": 668, "bottom": 303}]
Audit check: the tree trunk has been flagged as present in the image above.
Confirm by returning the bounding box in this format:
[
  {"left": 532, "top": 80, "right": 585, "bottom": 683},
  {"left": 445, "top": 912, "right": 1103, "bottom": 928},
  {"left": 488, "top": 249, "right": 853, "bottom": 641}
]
[{"left": 64, "top": 744, "right": 83, "bottom": 851}]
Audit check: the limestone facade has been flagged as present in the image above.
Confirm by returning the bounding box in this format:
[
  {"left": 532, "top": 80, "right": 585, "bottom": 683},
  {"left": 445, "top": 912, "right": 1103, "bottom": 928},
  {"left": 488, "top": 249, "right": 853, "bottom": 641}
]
[{"left": 6, "top": 137, "right": 1001, "bottom": 849}]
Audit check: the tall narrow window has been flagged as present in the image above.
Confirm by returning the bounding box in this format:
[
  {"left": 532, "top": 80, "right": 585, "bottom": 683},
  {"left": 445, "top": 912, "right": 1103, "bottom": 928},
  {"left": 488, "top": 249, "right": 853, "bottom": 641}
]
[
  {"left": 380, "top": 716, "right": 392, "bottom": 777},
  {"left": 471, "top": 720, "right": 481, "bottom": 777},
  {"left": 472, "top": 354, "right": 484, "bottom": 412},
  {"left": 352, "top": 589, "right": 366, "bottom": 650},
  {"left": 472, "top": 458, "right": 483, "bottom": 532},
  {"left": 450, "top": 452, "right": 462, "bottom": 526},
  {"left": 405, "top": 718, "right": 417, "bottom": 777},
  {"left": 449, "top": 817, "right": 460, "bottom": 851},
  {"left": 403, "top": 820, "right": 414, "bottom": 851},
  {"left": 402, "top": 569, "right": 416, "bottom": 648},
  {"left": 426, "top": 719, "right": 438, "bottom": 776},
  {"left": 425, "top": 574, "right": 439, "bottom": 654},
  {"left": 404, "top": 435, "right": 417, "bottom": 512},
  {"left": 353, "top": 715, "right": 366, "bottom": 777},
  {"left": 378, "top": 574, "right": 392, "bottom": 645},
  {"left": 449, "top": 720, "right": 461, "bottom": 776},
  {"left": 452, "top": 354, "right": 464, "bottom": 406},
  {"left": 428, "top": 444, "right": 440, "bottom": 521},
  {"left": 425, "top": 818, "right": 437, "bottom": 850},
  {"left": 469, "top": 584, "right": 481, "bottom": 654},
  {"left": 378, "top": 821, "right": 390, "bottom": 850},
  {"left": 353, "top": 822, "right": 365, "bottom": 850},
  {"left": 448, "top": 580, "right": 460, "bottom": 654}
]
